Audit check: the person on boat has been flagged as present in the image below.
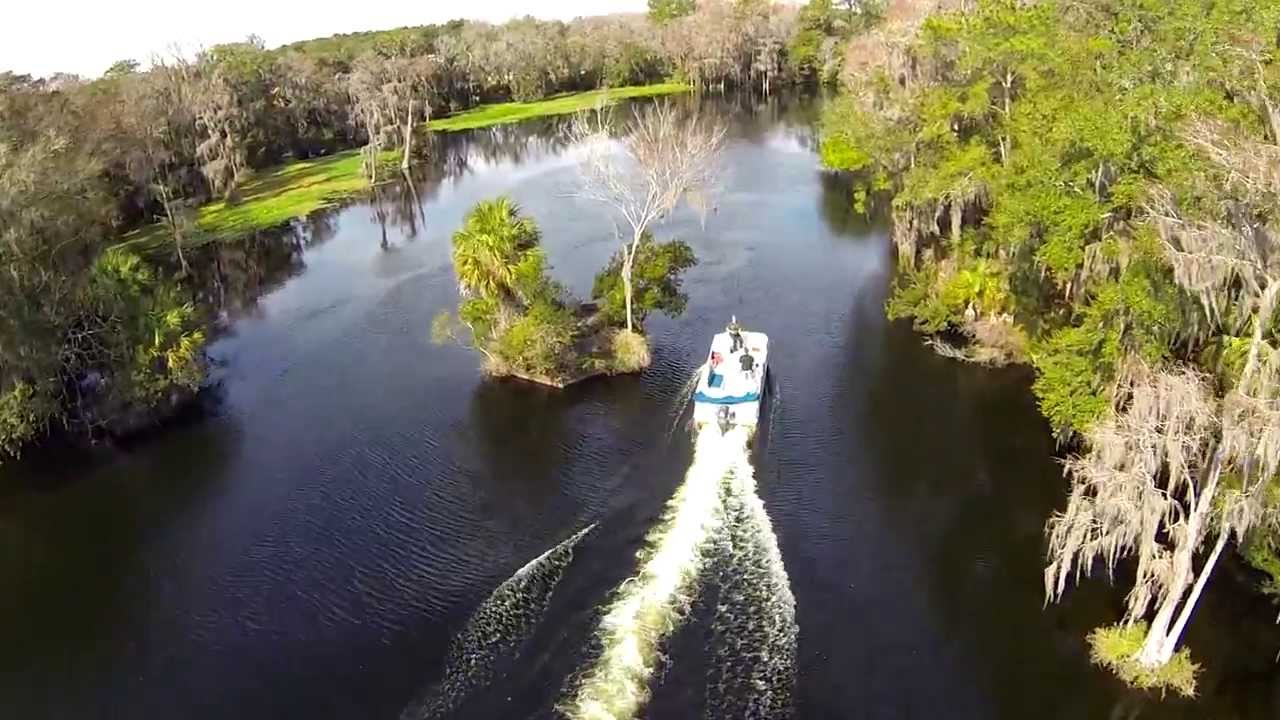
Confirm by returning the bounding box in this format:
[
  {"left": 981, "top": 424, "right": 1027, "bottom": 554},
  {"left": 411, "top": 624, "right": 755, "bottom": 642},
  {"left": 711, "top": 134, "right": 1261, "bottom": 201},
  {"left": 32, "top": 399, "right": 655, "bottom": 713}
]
[
  {"left": 729, "top": 318, "right": 744, "bottom": 353},
  {"left": 739, "top": 351, "right": 755, "bottom": 378}
]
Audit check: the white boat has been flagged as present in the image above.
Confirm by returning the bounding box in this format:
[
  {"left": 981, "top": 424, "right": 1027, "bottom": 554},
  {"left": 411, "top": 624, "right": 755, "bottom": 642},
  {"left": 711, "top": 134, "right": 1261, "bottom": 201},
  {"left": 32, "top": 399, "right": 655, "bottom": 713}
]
[{"left": 693, "top": 318, "right": 769, "bottom": 436}]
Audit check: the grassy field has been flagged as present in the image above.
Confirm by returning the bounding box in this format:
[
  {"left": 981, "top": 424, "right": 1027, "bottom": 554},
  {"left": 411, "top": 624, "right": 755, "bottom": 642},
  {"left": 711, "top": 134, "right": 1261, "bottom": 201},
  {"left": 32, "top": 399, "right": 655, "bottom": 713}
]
[
  {"left": 118, "top": 150, "right": 385, "bottom": 251},
  {"left": 120, "top": 84, "right": 688, "bottom": 251},
  {"left": 428, "top": 83, "right": 690, "bottom": 132}
]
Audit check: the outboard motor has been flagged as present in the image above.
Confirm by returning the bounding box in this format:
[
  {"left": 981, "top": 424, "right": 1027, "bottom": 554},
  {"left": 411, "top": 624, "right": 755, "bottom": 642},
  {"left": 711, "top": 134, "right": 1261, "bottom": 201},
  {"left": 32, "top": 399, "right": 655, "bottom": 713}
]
[{"left": 716, "top": 405, "right": 734, "bottom": 435}]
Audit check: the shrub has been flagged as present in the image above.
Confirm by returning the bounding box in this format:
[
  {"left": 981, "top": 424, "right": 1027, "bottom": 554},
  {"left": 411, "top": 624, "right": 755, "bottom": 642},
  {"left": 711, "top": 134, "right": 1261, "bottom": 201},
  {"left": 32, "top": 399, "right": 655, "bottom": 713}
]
[
  {"left": 496, "top": 300, "right": 577, "bottom": 378},
  {"left": 0, "top": 382, "right": 53, "bottom": 458},
  {"left": 887, "top": 262, "right": 956, "bottom": 333},
  {"left": 610, "top": 329, "right": 651, "bottom": 373},
  {"left": 965, "top": 316, "right": 1028, "bottom": 365},
  {"left": 91, "top": 251, "right": 206, "bottom": 405},
  {"left": 1243, "top": 529, "right": 1280, "bottom": 599}
]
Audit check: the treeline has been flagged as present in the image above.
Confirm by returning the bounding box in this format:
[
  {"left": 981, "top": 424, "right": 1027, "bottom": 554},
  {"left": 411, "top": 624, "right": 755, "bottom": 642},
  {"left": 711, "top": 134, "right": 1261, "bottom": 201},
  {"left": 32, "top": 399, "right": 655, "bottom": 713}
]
[
  {"left": 0, "top": 1, "right": 873, "bottom": 458},
  {"left": 821, "top": 0, "right": 1279, "bottom": 693}
]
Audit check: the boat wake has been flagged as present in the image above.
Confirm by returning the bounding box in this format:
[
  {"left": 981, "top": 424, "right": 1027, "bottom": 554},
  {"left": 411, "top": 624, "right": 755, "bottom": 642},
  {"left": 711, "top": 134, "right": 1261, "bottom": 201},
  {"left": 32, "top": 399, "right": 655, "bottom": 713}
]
[
  {"left": 705, "top": 446, "right": 797, "bottom": 719},
  {"left": 666, "top": 364, "right": 707, "bottom": 442},
  {"left": 407, "top": 395, "right": 796, "bottom": 720},
  {"left": 562, "top": 427, "right": 796, "bottom": 720},
  {"left": 401, "top": 524, "right": 595, "bottom": 720},
  {"left": 561, "top": 429, "right": 729, "bottom": 720}
]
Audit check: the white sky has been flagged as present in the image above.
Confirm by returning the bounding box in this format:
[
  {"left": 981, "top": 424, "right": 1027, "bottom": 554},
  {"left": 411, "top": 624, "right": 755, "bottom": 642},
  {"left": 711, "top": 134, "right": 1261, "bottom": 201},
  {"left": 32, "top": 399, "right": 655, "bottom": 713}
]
[{"left": 2, "top": 0, "right": 648, "bottom": 78}]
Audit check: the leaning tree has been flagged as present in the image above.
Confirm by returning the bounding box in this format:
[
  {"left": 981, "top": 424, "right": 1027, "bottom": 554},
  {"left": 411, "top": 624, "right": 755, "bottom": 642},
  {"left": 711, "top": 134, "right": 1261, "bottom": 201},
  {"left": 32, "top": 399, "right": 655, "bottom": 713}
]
[
  {"left": 569, "top": 101, "right": 726, "bottom": 333},
  {"left": 1045, "top": 116, "right": 1280, "bottom": 675}
]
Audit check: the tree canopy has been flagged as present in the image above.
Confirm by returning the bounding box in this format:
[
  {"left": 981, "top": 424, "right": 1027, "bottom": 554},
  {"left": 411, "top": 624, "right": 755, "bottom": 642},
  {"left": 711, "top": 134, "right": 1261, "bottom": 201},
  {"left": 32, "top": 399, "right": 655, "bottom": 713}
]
[{"left": 821, "top": 0, "right": 1280, "bottom": 691}]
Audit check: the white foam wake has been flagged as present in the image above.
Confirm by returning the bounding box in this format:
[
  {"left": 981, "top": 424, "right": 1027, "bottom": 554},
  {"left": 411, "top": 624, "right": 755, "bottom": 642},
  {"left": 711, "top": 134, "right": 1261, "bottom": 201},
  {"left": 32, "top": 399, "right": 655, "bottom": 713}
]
[
  {"left": 561, "top": 429, "right": 737, "bottom": 720},
  {"left": 403, "top": 524, "right": 595, "bottom": 720}
]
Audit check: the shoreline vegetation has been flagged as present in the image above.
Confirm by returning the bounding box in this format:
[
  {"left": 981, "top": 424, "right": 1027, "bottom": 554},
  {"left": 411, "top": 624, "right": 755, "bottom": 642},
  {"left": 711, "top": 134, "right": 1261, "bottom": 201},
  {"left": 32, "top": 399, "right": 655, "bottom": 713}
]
[
  {"left": 429, "top": 83, "right": 690, "bottom": 132},
  {"left": 821, "top": 0, "right": 1280, "bottom": 696},
  {"left": 4, "top": 0, "right": 867, "bottom": 457},
  {"left": 119, "top": 84, "right": 692, "bottom": 253}
]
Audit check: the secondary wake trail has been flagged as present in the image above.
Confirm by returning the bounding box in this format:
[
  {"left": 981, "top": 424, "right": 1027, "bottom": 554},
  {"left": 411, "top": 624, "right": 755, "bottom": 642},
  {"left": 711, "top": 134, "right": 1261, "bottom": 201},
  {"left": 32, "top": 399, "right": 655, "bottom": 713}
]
[
  {"left": 705, "top": 446, "right": 798, "bottom": 719},
  {"left": 402, "top": 524, "right": 595, "bottom": 720},
  {"left": 561, "top": 429, "right": 732, "bottom": 720},
  {"left": 666, "top": 364, "right": 707, "bottom": 442}
]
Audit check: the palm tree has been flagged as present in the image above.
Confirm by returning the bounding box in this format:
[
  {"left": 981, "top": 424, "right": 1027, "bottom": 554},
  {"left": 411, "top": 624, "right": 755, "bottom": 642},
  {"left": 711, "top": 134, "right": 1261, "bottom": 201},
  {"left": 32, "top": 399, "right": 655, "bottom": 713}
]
[{"left": 450, "top": 196, "right": 541, "bottom": 302}]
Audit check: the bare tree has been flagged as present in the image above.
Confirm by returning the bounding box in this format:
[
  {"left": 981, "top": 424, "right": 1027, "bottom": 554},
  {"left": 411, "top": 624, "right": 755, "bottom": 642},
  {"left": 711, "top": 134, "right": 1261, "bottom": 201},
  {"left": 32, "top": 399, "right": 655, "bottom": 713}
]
[
  {"left": 569, "top": 101, "right": 726, "bottom": 332},
  {"left": 192, "top": 49, "right": 253, "bottom": 198},
  {"left": 123, "top": 59, "right": 200, "bottom": 273},
  {"left": 348, "top": 54, "right": 435, "bottom": 183}
]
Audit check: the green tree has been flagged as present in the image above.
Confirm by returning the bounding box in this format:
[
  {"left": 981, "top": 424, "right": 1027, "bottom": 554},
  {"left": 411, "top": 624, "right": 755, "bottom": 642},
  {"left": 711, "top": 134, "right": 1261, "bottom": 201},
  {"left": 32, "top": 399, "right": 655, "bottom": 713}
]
[
  {"left": 649, "top": 0, "right": 696, "bottom": 24},
  {"left": 592, "top": 234, "right": 697, "bottom": 328},
  {"left": 824, "top": 0, "right": 1280, "bottom": 690},
  {"left": 437, "top": 197, "right": 581, "bottom": 379},
  {"left": 103, "top": 59, "right": 140, "bottom": 78},
  {"left": 789, "top": 0, "right": 842, "bottom": 82}
]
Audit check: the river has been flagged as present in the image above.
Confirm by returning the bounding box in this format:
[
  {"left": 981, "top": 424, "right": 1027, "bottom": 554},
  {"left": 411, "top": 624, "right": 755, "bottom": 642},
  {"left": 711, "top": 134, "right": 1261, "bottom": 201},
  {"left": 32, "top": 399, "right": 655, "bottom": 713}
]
[{"left": 1, "top": 94, "right": 1277, "bottom": 720}]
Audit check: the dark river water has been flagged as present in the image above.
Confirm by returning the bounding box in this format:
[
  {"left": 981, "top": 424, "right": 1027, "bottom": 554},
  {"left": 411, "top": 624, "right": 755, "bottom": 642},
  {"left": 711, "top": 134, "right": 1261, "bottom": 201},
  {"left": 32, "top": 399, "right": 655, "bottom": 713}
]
[{"left": 3, "top": 94, "right": 1279, "bottom": 720}]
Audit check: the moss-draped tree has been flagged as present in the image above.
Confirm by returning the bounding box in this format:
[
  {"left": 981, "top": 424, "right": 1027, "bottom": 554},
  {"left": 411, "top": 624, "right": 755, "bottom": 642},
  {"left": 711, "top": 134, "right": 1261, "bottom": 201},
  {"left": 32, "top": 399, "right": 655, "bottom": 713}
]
[{"left": 821, "top": 0, "right": 1280, "bottom": 692}]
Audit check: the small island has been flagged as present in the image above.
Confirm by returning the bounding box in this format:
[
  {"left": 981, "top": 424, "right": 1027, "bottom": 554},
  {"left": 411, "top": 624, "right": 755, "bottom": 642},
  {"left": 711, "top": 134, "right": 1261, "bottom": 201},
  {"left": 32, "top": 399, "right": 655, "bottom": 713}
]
[{"left": 434, "top": 101, "right": 724, "bottom": 387}]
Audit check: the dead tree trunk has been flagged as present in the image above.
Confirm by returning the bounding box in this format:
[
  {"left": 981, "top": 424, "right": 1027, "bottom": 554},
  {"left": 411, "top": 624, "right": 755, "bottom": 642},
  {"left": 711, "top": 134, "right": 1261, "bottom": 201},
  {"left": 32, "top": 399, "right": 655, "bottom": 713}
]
[
  {"left": 158, "top": 183, "right": 190, "bottom": 275},
  {"left": 401, "top": 98, "right": 415, "bottom": 172},
  {"left": 1136, "top": 448, "right": 1222, "bottom": 666}
]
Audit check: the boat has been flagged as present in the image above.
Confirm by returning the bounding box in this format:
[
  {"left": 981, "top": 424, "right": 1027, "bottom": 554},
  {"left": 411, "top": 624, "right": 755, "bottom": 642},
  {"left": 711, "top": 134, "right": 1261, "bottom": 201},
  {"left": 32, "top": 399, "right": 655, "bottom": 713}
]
[{"left": 693, "top": 317, "right": 769, "bottom": 436}]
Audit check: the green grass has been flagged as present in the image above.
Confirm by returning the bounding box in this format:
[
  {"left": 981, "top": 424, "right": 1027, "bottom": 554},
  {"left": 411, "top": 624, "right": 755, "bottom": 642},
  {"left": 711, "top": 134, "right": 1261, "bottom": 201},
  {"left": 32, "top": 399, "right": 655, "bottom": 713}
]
[
  {"left": 1087, "top": 622, "right": 1200, "bottom": 697},
  {"left": 119, "top": 84, "right": 688, "bottom": 251},
  {"left": 428, "top": 83, "right": 691, "bottom": 132},
  {"left": 119, "top": 149, "right": 389, "bottom": 252}
]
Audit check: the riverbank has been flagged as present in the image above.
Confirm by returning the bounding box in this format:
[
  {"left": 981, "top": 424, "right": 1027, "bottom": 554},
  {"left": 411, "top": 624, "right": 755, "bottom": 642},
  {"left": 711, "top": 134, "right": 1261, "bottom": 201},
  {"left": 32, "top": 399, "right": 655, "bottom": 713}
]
[{"left": 118, "top": 84, "right": 690, "bottom": 254}]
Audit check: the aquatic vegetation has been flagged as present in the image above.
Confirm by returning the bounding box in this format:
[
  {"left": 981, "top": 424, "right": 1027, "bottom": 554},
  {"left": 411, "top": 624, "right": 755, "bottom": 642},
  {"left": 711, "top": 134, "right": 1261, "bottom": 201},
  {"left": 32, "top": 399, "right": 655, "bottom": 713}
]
[
  {"left": 438, "top": 198, "right": 699, "bottom": 385},
  {"left": 402, "top": 525, "right": 595, "bottom": 720},
  {"left": 562, "top": 430, "right": 731, "bottom": 720},
  {"left": 122, "top": 84, "right": 686, "bottom": 253},
  {"left": 121, "top": 86, "right": 690, "bottom": 254},
  {"left": 1088, "top": 622, "right": 1200, "bottom": 698}
]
